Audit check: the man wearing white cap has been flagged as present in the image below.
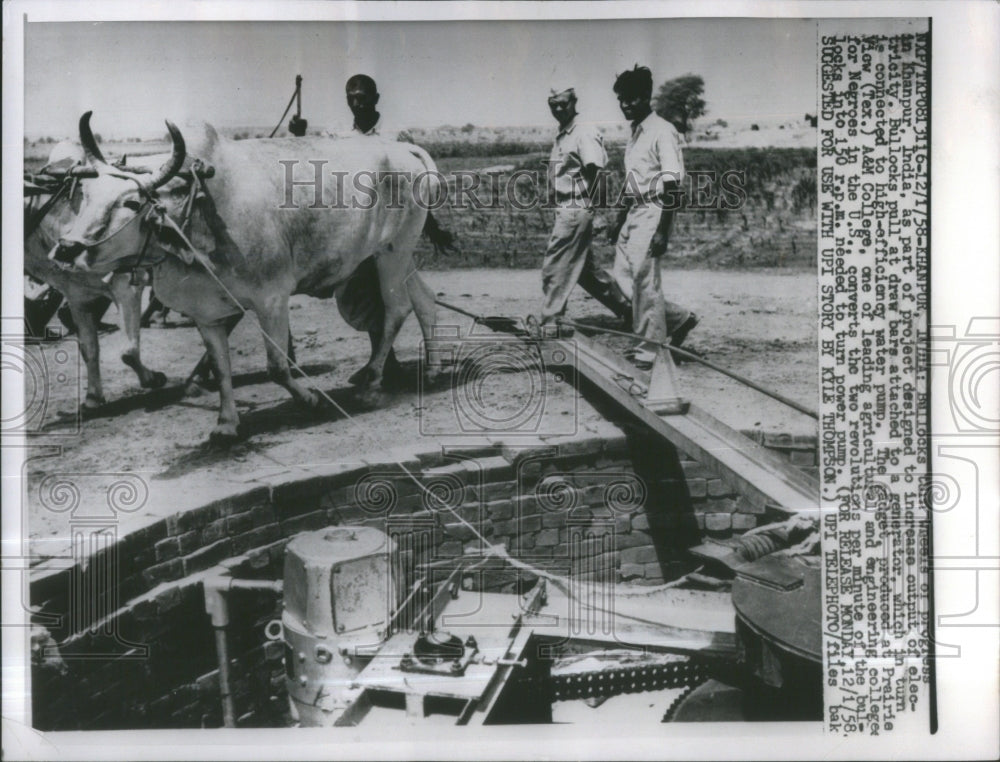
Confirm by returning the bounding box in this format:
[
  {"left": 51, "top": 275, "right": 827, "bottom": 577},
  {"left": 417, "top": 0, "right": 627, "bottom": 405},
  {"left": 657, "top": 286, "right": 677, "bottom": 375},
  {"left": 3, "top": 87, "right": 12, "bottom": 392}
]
[
  {"left": 537, "top": 86, "right": 633, "bottom": 330},
  {"left": 610, "top": 65, "right": 697, "bottom": 369}
]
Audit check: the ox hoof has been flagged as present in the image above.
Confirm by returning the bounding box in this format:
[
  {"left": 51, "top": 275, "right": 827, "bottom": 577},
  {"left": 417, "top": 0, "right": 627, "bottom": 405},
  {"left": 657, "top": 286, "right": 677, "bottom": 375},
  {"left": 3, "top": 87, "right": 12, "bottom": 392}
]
[
  {"left": 423, "top": 365, "right": 444, "bottom": 386},
  {"left": 208, "top": 423, "right": 240, "bottom": 444},
  {"left": 296, "top": 389, "right": 323, "bottom": 410},
  {"left": 142, "top": 371, "right": 168, "bottom": 390},
  {"left": 348, "top": 365, "right": 377, "bottom": 387},
  {"left": 356, "top": 386, "right": 384, "bottom": 411},
  {"left": 184, "top": 381, "right": 209, "bottom": 398},
  {"left": 381, "top": 368, "right": 408, "bottom": 391},
  {"left": 79, "top": 397, "right": 106, "bottom": 420}
]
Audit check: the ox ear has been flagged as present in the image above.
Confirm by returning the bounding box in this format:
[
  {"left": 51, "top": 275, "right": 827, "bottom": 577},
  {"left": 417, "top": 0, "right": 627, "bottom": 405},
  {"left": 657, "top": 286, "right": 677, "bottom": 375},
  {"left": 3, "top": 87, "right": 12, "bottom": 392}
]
[
  {"left": 178, "top": 120, "right": 221, "bottom": 158},
  {"left": 149, "top": 210, "right": 217, "bottom": 269},
  {"left": 148, "top": 215, "right": 197, "bottom": 266}
]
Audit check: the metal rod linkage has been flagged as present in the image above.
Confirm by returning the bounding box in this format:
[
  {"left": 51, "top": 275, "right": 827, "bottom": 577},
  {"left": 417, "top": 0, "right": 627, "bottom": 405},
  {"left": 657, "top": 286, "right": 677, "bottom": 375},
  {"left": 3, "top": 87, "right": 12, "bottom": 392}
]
[
  {"left": 432, "top": 297, "right": 818, "bottom": 420},
  {"left": 556, "top": 317, "right": 818, "bottom": 420}
]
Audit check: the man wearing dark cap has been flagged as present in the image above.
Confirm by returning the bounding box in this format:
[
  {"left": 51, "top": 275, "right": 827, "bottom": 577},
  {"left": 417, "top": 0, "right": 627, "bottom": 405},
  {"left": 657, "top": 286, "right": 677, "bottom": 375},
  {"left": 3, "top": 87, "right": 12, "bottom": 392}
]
[
  {"left": 610, "top": 65, "right": 698, "bottom": 369},
  {"left": 538, "top": 86, "right": 632, "bottom": 330}
]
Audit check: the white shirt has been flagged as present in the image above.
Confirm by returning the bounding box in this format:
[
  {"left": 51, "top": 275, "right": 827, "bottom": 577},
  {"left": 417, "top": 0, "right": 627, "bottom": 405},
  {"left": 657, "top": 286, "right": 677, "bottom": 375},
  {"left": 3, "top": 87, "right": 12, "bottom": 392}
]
[
  {"left": 353, "top": 115, "right": 412, "bottom": 143},
  {"left": 548, "top": 119, "right": 607, "bottom": 204},
  {"left": 623, "top": 112, "right": 685, "bottom": 201}
]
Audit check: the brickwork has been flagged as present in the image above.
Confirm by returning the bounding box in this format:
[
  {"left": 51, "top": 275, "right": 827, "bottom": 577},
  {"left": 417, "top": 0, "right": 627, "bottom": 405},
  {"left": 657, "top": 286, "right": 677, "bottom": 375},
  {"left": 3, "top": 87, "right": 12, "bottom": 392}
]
[
  {"left": 29, "top": 429, "right": 817, "bottom": 730},
  {"left": 413, "top": 154, "right": 817, "bottom": 271}
]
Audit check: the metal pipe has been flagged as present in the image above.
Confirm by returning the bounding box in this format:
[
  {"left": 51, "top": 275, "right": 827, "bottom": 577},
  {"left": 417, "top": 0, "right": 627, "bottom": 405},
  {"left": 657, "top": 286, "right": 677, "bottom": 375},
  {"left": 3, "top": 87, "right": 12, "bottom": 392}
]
[
  {"left": 434, "top": 298, "right": 481, "bottom": 321},
  {"left": 213, "top": 627, "right": 237, "bottom": 728},
  {"left": 228, "top": 579, "right": 284, "bottom": 594},
  {"left": 202, "top": 571, "right": 284, "bottom": 728}
]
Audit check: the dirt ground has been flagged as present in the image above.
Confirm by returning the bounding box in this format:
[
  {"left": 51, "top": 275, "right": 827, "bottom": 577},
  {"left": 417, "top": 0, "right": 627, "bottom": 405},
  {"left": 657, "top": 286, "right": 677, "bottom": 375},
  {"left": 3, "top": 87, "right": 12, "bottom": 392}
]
[{"left": 23, "top": 267, "right": 816, "bottom": 550}]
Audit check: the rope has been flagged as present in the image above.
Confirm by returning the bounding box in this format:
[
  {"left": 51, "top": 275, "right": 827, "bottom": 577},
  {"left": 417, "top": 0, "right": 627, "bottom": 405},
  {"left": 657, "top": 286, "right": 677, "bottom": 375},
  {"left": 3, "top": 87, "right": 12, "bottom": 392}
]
[
  {"left": 433, "top": 298, "right": 817, "bottom": 419},
  {"left": 268, "top": 78, "right": 301, "bottom": 139}
]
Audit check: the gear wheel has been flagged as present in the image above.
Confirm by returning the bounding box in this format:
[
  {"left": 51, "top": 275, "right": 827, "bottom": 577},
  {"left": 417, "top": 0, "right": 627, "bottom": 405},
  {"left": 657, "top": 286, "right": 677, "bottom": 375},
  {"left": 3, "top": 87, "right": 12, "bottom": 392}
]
[{"left": 551, "top": 659, "right": 707, "bottom": 702}]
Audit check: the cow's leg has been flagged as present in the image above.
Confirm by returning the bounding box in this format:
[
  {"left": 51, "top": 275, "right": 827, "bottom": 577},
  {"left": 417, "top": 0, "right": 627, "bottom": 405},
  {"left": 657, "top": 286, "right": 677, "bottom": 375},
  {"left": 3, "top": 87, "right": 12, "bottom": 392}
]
[
  {"left": 355, "top": 252, "right": 414, "bottom": 405},
  {"left": 196, "top": 321, "right": 240, "bottom": 441},
  {"left": 109, "top": 274, "right": 166, "bottom": 389},
  {"left": 186, "top": 319, "right": 296, "bottom": 395},
  {"left": 256, "top": 298, "right": 320, "bottom": 409},
  {"left": 403, "top": 267, "right": 444, "bottom": 381},
  {"left": 358, "top": 326, "right": 405, "bottom": 388},
  {"left": 337, "top": 257, "right": 402, "bottom": 388},
  {"left": 184, "top": 312, "right": 243, "bottom": 396},
  {"left": 71, "top": 300, "right": 106, "bottom": 411}
]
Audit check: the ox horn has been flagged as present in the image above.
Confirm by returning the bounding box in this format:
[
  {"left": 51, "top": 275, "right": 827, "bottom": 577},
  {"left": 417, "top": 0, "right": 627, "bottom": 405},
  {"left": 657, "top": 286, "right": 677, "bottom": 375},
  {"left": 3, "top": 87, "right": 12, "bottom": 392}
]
[
  {"left": 142, "top": 121, "right": 187, "bottom": 191},
  {"left": 78, "top": 111, "right": 109, "bottom": 166},
  {"left": 79, "top": 112, "right": 187, "bottom": 192}
]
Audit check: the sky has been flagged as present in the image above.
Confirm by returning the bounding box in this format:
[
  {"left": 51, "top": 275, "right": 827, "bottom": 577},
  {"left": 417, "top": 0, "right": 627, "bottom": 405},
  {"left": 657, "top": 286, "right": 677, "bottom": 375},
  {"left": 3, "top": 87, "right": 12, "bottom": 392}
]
[{"left": 24, "top": 18, "right": 818, "bottom": 139}]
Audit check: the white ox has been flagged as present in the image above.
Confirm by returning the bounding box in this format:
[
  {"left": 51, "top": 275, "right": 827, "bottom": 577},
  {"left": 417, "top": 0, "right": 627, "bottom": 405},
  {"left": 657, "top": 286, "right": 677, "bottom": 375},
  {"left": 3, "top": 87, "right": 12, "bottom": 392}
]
[
  {"left": 25, "top": 143, "right": 168, "bottom": 410},
  {"left": 60, "top": 113, "right": 442, "bottom": 441}
]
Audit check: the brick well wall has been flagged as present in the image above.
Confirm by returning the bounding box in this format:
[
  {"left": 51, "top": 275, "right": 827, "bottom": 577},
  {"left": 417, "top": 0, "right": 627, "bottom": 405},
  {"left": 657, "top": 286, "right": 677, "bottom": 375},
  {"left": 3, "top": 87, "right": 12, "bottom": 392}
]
[{"left": 29, "top": 428, "right": 817, "bottom": 729}]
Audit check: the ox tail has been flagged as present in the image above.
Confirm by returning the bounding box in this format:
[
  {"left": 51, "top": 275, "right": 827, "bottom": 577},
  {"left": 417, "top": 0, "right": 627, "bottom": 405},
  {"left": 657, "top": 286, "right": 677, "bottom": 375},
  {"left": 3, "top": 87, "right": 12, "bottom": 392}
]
[
  {"left": 423, "top": 212, "right": 457, "bottom": 258},
  {"left": 404, "top": 143, "right": 459, "bottom": 259}
]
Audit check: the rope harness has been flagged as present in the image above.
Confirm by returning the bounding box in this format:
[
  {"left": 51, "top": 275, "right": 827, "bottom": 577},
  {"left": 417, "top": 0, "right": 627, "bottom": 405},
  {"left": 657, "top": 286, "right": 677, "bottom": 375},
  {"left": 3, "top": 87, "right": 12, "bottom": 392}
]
[
  {"left": 28, "top": 160, "right": 217, "bottom": 279},
  {"left": 24, "top": 175, "right": 72, "bottom": 239}
]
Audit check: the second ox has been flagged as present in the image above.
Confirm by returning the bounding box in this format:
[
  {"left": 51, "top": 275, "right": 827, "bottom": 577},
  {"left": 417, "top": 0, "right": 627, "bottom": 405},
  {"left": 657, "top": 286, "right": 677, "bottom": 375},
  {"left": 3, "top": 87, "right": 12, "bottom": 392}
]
[
  {"left": 25, "top": 145, "right": 170, "bottom": 411},
  {"left": 58, "top": 112, "right": 446, "bottom": 441}
]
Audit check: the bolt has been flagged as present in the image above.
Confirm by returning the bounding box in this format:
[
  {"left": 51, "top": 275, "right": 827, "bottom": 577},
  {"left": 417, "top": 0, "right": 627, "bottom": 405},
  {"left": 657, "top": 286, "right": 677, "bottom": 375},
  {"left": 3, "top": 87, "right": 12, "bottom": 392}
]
[{"left": 298, "top": 675, "right": 307, "bottom": 686}]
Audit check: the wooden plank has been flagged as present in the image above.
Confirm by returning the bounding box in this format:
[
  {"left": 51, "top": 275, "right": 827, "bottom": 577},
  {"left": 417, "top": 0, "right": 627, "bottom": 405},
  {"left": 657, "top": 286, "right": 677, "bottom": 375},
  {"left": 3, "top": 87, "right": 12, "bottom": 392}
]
[{"left": 544, "top": 334, "right": 819, "bottom": 516}]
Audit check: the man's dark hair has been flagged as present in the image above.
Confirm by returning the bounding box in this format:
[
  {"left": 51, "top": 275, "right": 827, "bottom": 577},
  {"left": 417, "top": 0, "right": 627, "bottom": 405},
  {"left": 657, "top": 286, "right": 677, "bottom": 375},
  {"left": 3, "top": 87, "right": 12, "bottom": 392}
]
[
  {"left": 613, "top": 65, "right": 653, "bottom": 99},
  {"left": 346, "top": 74, "right": 378, "bottom": 95}
]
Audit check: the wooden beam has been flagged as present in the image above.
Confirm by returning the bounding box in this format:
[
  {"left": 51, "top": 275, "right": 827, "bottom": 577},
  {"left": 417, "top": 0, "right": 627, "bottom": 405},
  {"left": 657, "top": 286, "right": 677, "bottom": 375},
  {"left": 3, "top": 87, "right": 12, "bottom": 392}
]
[{"left": 544, "top": 334, "right": 819, "bottom": 516}]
